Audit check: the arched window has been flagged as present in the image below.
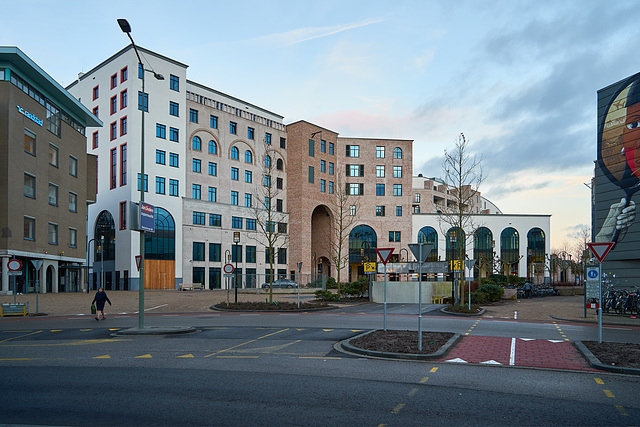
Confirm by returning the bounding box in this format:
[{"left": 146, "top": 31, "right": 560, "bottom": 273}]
[
  {"left": 245, "top": 150, "right": 253, "bottom": 164},
  {"left": 474, "top": 227, "right": 493, "bottom": 278},
  {"left": 192, "top": 136, "right": 201, "bottom": 151},
  {"left": 94, "top": 210, "right": 116, "bottom": 262},
  {"left": 417, "top": 226, "right": 438, "bottom": 261},
  {"left": 264, "top": 155, "right": 271, "bottom": 168},
  {"left": 501, "top": 227, "right": 519, "bottom": 275},
  {"left": 276, "top": 158, "right": 283, "bottom": 171},
  {"left": 393, "top": 147, "right": 402, "bottom": 159},
  {"left": 231, "top": 146, "right": 239, "bottom": 160},
  {"left": 145, "top": 207, "right": 175, "bottom": 260},
  {"left": 349, "top": 225, "right": 377, "bottom": 263},
  {"left": 446, "top": 227, "right": 465, "bottom": 262},
  {"left": 527, "top": 228, "right": 545, "bottom": 277},
  {"left": 208, "top": 140, "right": 217, "bottom": 155}
]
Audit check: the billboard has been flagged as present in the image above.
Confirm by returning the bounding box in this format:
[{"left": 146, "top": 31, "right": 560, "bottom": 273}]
[{"left": 595, "top": 73, "right": 640, "bottom": 282}]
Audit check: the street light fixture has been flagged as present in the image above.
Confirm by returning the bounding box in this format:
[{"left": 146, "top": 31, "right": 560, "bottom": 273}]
[{"left": 118, "top": 18, "right": 164, "bottom": 329}]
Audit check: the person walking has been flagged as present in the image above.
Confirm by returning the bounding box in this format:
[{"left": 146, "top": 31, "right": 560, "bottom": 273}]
[
  {"left": 92, "top": 287, "right": 111, "bottom": 320},
  {"left": 523, "top": 281, "right": 532, "bottom": 299}
]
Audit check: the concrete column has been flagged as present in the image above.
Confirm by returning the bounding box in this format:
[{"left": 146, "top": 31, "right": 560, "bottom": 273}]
[{"left": 1, "top": 256, "right": 9, "bottom": 294}]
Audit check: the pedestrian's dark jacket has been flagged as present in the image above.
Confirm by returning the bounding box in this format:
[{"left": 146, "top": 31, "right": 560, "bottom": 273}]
[{"left": 92, "top": 291, "right": 112, "bottom": 310}]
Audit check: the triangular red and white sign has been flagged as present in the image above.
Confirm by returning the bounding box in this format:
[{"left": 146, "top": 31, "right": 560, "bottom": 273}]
[
  {"left": 375, "top": 248, "right": 394, "bottom": 265},
  {"left": 587, "top": 242, "right": 615, "bottom": 263},
  {"left": 135, "top": 255, "right": 142, "bottom": 271}
]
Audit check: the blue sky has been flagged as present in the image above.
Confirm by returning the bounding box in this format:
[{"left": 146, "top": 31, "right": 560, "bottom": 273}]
[{"left": 3, "top": 0, "right": 638, "bottom": 248}]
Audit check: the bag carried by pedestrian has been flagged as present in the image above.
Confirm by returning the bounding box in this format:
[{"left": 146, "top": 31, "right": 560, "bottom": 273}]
[{"left": 91, "top": 304, "right": 96, "bottom": 315}]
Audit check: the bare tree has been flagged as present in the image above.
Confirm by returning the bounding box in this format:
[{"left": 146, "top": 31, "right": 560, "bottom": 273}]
[
  {"left": 438, "top": 133, "right": 485, "bottom": 304},
  {"left": 251, "top": 142, "right": 288, "bottom": 303}
]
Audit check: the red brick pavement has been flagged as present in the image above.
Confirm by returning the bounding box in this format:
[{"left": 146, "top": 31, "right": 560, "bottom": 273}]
[{"left": 438, "top": 336, "right": 600, "bottom": 372}]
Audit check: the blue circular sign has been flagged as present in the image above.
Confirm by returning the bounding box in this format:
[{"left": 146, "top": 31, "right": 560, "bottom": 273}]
[{"left": 587, "top": 269, "right": 598, "bottom": 279}]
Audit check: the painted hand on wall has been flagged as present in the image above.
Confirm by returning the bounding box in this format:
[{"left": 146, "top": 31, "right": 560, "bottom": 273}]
[{"left": 596, "top": 198, "right": 636, "bottom": 242}]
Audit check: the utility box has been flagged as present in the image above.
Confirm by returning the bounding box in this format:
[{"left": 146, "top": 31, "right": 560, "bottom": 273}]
[{"left": 1, "top": 303, "right": 28, "bottom": 317}]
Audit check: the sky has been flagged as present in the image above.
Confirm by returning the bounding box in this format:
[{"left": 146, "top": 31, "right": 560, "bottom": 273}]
[{"left": 3, "top": 0, "right": 638, "bottom": 249}]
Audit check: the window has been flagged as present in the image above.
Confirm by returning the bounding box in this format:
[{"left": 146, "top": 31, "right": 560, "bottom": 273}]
[
  {"left": 109, "top": 73, "right": 116, "bottom": 88},
  {"left": 265, "top": 155, "right": 271, "bottom": 168},
  {"left": 376, "top": 165, "right": 385, "bottom": 178},
  {"left": 321, "top": 160, "right": 326, "bottom": 173},
  {"left": 156, "top": 149, "right": 166, "bottom": 165},
  {"left": 245, "top": 150, "right": 253, "bottom": 164},
  {"left": 376, "top": 183, "right": 385, "bottom": 196},
  {"left": 209, "top": 243, "right": 221, "bottom": 262},
  {"left": 137, "top": 173, "right": 148, "bottom": 192},
  {"left": 156, "top": 177, "right": 166, "bottom": 194},
  {"left": 231, "top": 167, "right": 239, "bottom": 180},
  {"left": 231, "top": 190, "right": 238, "bottom": 205},
  {"left": 230, "top": 121, "right": 237, "bottom": 134},
  {"left": 48, "top": 222, "right": 58, "bottom": 245},
  {"left": 329, "top": 162, "right": 334, "bottom": 175},
  {"left": 265, "top": 133, "right": 272, "bottom": 145},
  {"left": 120, "top": 90, "right": 127, "bottom": 109},
  {"left": 92, "top": 85, "right": 99, "bottom": 100},
  {"left": 120, "top": 67, "right": 128, "bottom": 83},
  {"left": 192, "top": 184, "right": 201, "bottom": 199},
  {"left": 393, "top": 184, "right": 402, "bottom": 196},
  {"left": 276, "top": 177, "right": 283, "bottom": 189},
  {"left": 321, "top": 139, "right": 326, "bottom": 153},
  {"left": 320, "top": 179, "right": 326, "bottom": 192},
  {"left": 69, "top": 192, "right": 77, "bottom": 212},
  {"left": 278, "top": 222, "right": 288, "bottom": 234},
  {"left": 69, "top": 228, "right": 77, "bottom": 248},
  {"left": 210, "top": 115, "right": 218, "bottom": 129},
  {"left": 192, "top": 159, "right": 201, "bottom": 173},
  {"left": 308, "top": 166, "right": 314, "bottom": 183},
  {"left": 329, "top": 142, "right": 334, "bottom": 155},
  {"left": 208, "top": 162, "right": 217, "bottom": 176},
  {"left": 170, "top": 75, "right": 179, "bottom": 91},
  {"left": 24, "top": 129, "right": 36, "bottom": 155},
  {"left": 396, "top": 206, "right": 403, "bottom": 216},
  {"left": 138, "top": 63, "right": 143, "bottom": 78},
  {"left": 414, "top": 193, "right": 421, "bottom": 203},
  {"left": 393, "top": 166, "right": 402, "bottom": 178},
  {"left": 376, "top": 146, "right": 385, "bottom": 158},
  {"left": 169, "top": 101, "right": 179, "bottom": 116},
  {"left": 169, "top": 127, "right": 179, "bottom": 142},
  {"left": 329, "top": 181, "right": 334, "bottom": 194},
  {"left": 208, "top": 140, "right": 217, "bottom": 154},
  {"left": 169, "top": 179, "right": 179, "bottom": 196},
  {"left": 246, "top": 219, "right": 256, "bottom": 231},
  {"left": 245, "top": 170, "right": 252, "bottom": 183},
  {"left": 92, "top": 106, "right": 99, "bottom": 118},
  {"left": 248, "top": 127, "right": 254, "bottom": 140},
  {"left": 394, "top": 147, "right": 402, "bottom": 159},
  {"left": 193, "top": 242, "right": 205, "bottom": 261},
  {"left": 276, "top": 198, "right": 283, "bottom": 212},
  {"left": 120, "top": 116, "right": 127, "bottom": 136},
  {"left": 280, "top": 137, "right": 286, "bottom": 149},
  {"left": 169, "top": 153, "right": 179, "bottom": 167},
  {"left": 110, "top": 96, "right": 117, "bottom": 114},
  {"left": 232, "top": 217, "right": 243, "bottom": 229},
  {"left": 193, "top": 212, "right": 205, "bottom": 225},
  {"left": 119, "top": 201, "right": 127, "bottom": 230},
  {"left": 232, "top": 245, "right": 243, "bottom": 263},
  {"left": 24, "top": 216, "right": 35, "bottom": 240},
  {"left": 208, "top": 186, "right": 217, "bottom": 202},
  {"left": 276, "top": 159, "right": 283, "bottom": 171},
  {"left": 189, "top": 109, "right": 198, "bottom": 123},
  {"left": 277, "top": 248, "right": 287, "bottom": 265},
  {"left": 110, "top": 122, "right": 117, "bottom": 140},
  {"left": 376, "top": 206, "right": 385, "bottom": 216},
  {"left": 347, "top": 164, "right": 364, "bottom": 177},
  {"left": 45, "top": 101, "right": 60, "bottom": 136},
  {"left": 24, "top": 173, "right": 35, "bottom": 198},
  {"left": 49, "top": 183, "right": 58, "bottom": 206},
  {"left": 192, "top": 136, "right": 201, "bottom": 151},
  {"left": 231, "top": 146, "right": 239, "bottom": 160},
  {"left": 209, "top": 214, "right": 221, "bottom": 227},
  {"left": 156, "top": 124, "right": 166, "bottom": 139},
  {"left": 264, "top": 175, "right": 271, "bottom": 187},
  {"left": 246, "top": 245, "right": 256, "bottom": 262},
  {"left": 309, "top": 139, "right": 314, "bottom": 157},
  {"left": 389, "top": 231, "right": 401, "bottom": 242},
  {"left": 92, "top": 131, "right": 98, "bottom": 149},
  {"left": 346, "top": 145, "right": 359, "bottom": 157},
  {"left": 138, "top": 92, "right": 148, "bottom": 112},
  {"left": 347, "top": 183, "right": 363, "bottom": 195}
]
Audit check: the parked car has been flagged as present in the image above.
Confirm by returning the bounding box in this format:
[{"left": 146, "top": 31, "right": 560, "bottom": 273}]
[{"left": 261, "top": 279, "right": 299, "bottom": 289}]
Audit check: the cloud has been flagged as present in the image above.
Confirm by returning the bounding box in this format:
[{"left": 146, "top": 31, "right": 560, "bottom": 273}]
[
  {"left": 415, "top": 49, "right": 435, "bottom": 70},
  {"left": 253, "top": 18, "right": 383, "bottom": 47}
]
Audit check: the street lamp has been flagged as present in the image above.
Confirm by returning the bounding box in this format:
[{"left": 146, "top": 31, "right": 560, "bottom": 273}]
[
  {"left": 118, "top": 19, "right": 164, "bottom": 329},
  {"left": 100, "top": 235, "right": 105, "bottom": 290},
  {"left": 233, "top": 231, "right": 240, "bottom": 303},
  {"left": 86, "top": 238, "right": 99, "bottom": 293}
]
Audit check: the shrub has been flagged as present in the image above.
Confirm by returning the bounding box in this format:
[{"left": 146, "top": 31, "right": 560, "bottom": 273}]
[
  {"left": 488, "top": 274, "right": 508, "bottom": 286},
  {"left": 508, "top": 275, "right": 525, "bottom": 286},
  {"left": 472, "top": 283, "right": 504, "bottom": 303},
  {"left": 326, "top": 277, "right": 338, "bottom": 289},
  {"left": 340, "top": 278, "right": 368, "bottom": 298},
  {"left": 314, "top": 289, "right": 340, "bottom": 301}
]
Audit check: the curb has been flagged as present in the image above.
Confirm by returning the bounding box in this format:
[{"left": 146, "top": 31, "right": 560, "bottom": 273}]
[
  {"left": 210, "top": 304, "right": 339, "bottom": 313},
  {"left": 114, "top": 326, "right": 198, "bottom": 336},
  {"left": 339, "top": 330, "right": 462, "bottom": 360},
  {"left": 574, "top": 341, "right": 640, "bottom": 376},
  {"left": 440, "top": 307, "right": 486, "bottom": 317}
]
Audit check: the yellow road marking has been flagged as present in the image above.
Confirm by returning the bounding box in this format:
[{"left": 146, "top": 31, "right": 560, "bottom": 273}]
[
  {"left": 0, "top": 358, "right": 36, "bottom": 361},
  {"left": 391, "top": 404, "right": 405, "bottom": 414},
  {"left": 299, "top": 356, "right": 342, "bottom": 359},
  {"left": 594, "top": 378, "right": 604, "bottom": 384},
  {"left": 614, "top": 405, "right": 629, "bottom": 416},
  {"left": 408, "top": 388, "right": 418, "bottom": 396},
  {"left": 177, "top": 354, "right": 194, "bottom": 358},
  {"left": 603, "top": 390, "right": 615, "bottom": 398},
  {"left": 49, "top": 330, "right": 62, "bottom": 332},
  {"left": 93, "top": 355, "right": 110, "bottom": 359},
  {"left": 235, "top": 340, "right": 302, "bottom": 354},
  {"left": 430, "top": 367, "right": 438, "bottom": 373},
  {"left": 0, "top": 330, "right": 42, "bottom": 343},
  {"left": 135, "top": 354, "right": 152, "bottom": 358},
  {"left": 323, "top": 329, "right": 334, "bottom": 332},
  {"left": 204, "top": 328, "right": 289, "bottom": 358},
  {"left": 80, "top": 329, "right": 93, "bottom": 332}
]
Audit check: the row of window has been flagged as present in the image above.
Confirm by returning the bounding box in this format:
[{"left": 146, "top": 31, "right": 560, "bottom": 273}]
[
  {"left": 99, "top": 67, "right": 180, "bottom": 96},
  {"left": 24, "top": 174, "right": 79, "bottom": 212},
  {"left": 192, "top": 242, "right": 287, "bottom": 264},
  {"left": 192, "top": 212, "right": 287, "bottom": 233},
  {"left": 375, "top": 206, "right": 404, "bottom": 217},
  {"left": 156, "top": 123, "right": 180, "bottom": 142},
  {"left": 308, "top": 139, "right": 335, "bottom": 157},
  {"left": 23, "top": 129, "right": 79, "bottom": 176},
  {"left": 343, "top": 183, "right": 403, "bottom": 196},
  {"left": 23, "top": 216, "right": 77, "bottom": 247},
  {"left": 345, "top": 145, "right": 403, "bottom": 159}
]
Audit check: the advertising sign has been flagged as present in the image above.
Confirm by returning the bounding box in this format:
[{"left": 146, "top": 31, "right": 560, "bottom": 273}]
[{"left": 139, "top": 202, "right": 155, "bottom": 232}]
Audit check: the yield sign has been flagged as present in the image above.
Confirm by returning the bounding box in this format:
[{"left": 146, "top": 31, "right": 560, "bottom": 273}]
[
  {"left": 375, "top": 248, "right": 394, "bottom": 265},
  {"left": 587, "top": 242, "right": 615, "bottom": 263},
  {"left": 135, "top": 255, "right": 142, "bottom": 271}
]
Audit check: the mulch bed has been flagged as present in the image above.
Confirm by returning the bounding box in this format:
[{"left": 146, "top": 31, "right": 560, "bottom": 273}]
[
  {"left": 582, "top": 341, "right": 640, "bottom": 369},
  {"left": 349, "top": 330, "right": 454, "bottom": 354}
]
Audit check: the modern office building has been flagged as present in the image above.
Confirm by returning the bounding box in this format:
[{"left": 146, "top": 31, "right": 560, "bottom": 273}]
[{"left": 0, "top": 47, "right": 101, "bottom": 294}]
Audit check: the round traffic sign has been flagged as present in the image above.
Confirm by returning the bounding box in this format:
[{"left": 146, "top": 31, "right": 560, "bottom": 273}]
[
  {"left": 7, "top": 259, "right": 22, "bottom": 271},
  {"left": 223, "top": 263, "right": 234, "bottom": 274}
]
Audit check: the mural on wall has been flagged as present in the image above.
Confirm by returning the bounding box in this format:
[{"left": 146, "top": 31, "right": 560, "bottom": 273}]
[{"left": 596, "top": 74, "right": 639, "bottom": 245}]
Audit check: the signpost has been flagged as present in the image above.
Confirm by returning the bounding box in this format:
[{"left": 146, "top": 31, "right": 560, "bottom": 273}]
[
  {"left": 7, "top": 259, "right": 22, "bottom": 304},
  {"left": 376, "top": 248, "right": 394, "bottom": 331},
  {"left": 409, "top": 243, "right": 434, "bottom": 351},
  {"left": 31, "top": 260, "right": 43, "bottom": 314},
  {"left": 587, "top": 242, "right": 615, "bottom": 343}
]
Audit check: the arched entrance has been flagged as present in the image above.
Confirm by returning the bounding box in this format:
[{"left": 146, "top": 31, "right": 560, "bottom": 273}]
[
  {"left": 417, "top": 226, "right": 438, "bottom": 261},
  {"left": 501, "top": 227, "right": 520, "bottom": 276},
  {"left": 144, "top": 207, "right": 176, "bottom": 289},
  {"left": 474, "top": 227, "right": 493, "bottom": 279},
  {"left": 527, "top": 228, "right": 545, "bottom": 283},
  {"left": 94, "top": 211, "right": 116, "bottom": 290},
  {"left": 46, "top": 265, "right": 55, "bottom": 293},
  {"left": 311, "top": 205, "right": 332, "bottom": 283},
  {"left": 348, "top": 225, "right": 377, "bottom": 281}
]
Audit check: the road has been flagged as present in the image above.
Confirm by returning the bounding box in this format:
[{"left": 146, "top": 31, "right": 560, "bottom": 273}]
[{"left": 0, "top": 304, "right": 638, "bottom": 426}]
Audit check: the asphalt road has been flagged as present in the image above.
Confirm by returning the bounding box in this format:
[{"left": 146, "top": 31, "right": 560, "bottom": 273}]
[{"left": 1, "top": 305, "right": 639, "bottom": 426}]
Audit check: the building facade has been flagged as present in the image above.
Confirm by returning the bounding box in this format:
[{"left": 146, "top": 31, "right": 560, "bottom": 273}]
[{"left": 0, "top": 47, "right": 101, "bottom": 294}]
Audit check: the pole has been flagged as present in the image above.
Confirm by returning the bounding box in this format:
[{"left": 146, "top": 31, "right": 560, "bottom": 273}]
[
  {"left": 234, "top": 242, "right": 238, "bottom": 304},
  {"left": 598, "top": 261, "right": 603, "bottom": 343},
  {"left": 383, "top": 263, "right": 387, "bottom": 331},
  {"left": 100, "top": 236, "right": 105, "bottom": 291},
  {"left": 138, "top": 66, "right": 146, "bottom": 329},
  {"left": 418, "top": 244, "right": 423, "bottom": 351}
]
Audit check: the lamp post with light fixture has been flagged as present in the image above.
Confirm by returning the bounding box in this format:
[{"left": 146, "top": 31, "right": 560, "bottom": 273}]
[
  {"left": 234, "top": 232, "right": 240, "bottom": 303},
  {"left": 118, "top": 19, "right": 164, "bottom": 329}
]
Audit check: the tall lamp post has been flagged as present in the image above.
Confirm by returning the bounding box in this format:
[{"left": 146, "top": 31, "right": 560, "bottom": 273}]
[
  {"left": 233, "top": 232, "right": 240, "bottom": 303},
  {"left": 86, "top": 238, "right": 99, "bottom": 293},
  {"left": 118, "top": 19, "right": 164, "bottom": 329}
]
